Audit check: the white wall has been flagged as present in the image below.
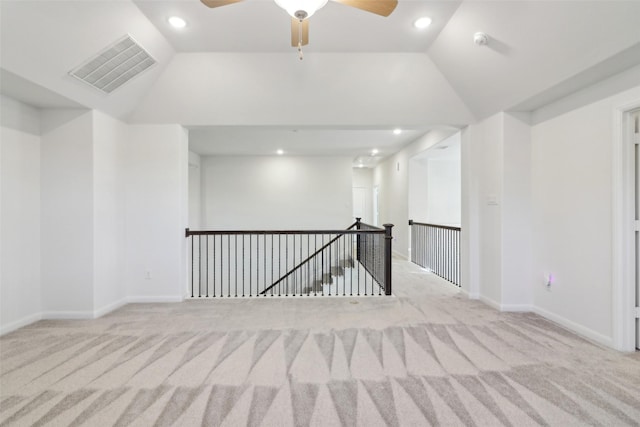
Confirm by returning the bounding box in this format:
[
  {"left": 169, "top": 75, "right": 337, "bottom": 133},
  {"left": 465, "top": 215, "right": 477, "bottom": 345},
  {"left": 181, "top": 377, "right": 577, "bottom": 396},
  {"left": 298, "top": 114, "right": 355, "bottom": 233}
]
[
  {"left": 352, "top": 167, "right": 373, "bottom": 225},
  {"left": 131, "top": 53, "right": 474, "bottom": 127},
  {"left": 373, "top": 129, "right": 459, "bottom": 258},
  {"left": 461, "top": 112, "right": 532, "bottom": 309},
  {"left": 531, "top": 85, "right": 640, "bottom": 345},
  {"left": 92, "top": 111, "right": 127, "bottom": 315},
  {"left": 409, "top": 133, "right": 461, "bottom": 226},
  {"left": 125, "top": 125, "right": 189, "bottom": 301},
  {"left": 1, "top": 97, "right": 42, "bottom": 333},
  {"left": 40, "top": 109, "right": 95, "bottom": 316},
  {"left": 408, "top": 159, "right": 429, "bottom": 223},
  {"left": 201, "top": 156, "right": 353, "bottom": 230},
  {"left": 188, "top": 150, "right": 201, "bottom": 229},
  {"left": 501, "top": 113, "right": 532, "bottom": 307},
  {"left": 426, "top": 157, "right": 461, "bottom": 225}
]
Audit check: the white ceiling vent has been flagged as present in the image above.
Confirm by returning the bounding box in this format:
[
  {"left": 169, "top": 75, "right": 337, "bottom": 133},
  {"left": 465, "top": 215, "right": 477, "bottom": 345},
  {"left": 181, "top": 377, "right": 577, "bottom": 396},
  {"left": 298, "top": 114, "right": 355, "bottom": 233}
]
[{"left": 69, "top": 35, "right": 156, "bottom": 94}]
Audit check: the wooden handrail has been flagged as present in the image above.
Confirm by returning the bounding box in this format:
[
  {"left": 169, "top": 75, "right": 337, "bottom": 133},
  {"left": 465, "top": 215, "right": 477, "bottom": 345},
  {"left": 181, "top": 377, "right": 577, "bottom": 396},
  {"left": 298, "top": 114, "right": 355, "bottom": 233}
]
[
  {"left": 259, "top": 221, "right": 361, "bottom": 295},
  {"left": 408, "top": 220, "right": 461, "bottom": 231}
]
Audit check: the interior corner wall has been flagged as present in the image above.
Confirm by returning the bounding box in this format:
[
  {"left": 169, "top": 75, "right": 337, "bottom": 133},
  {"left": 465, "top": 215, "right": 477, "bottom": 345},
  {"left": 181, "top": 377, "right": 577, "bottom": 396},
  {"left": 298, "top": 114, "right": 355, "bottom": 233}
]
[
  {"left": 201, "top": 156, "right": 353, "bottom": 230},
  {"left": 461, "top": 112, "right": 533, "bottom": 310},
  {"left": 460, "top": 126, "right": 480, "bottom": 297},
  {"left": 125, "top": 124, "right": 188, "bottom": 301},
  {"left": 1, "top": 97, "right": 42, "bottom": 333},
  {"left": 40, "top": 109, "right": 95, "bottom": 316},
  {"left": 92, "top": 111, "right": 127, "bottom": 315},
  {"left": 373, "top": 129, "right": 459, "bottom": 258},
  {"left": 501, "top": 113, "right": 533, "bottom": 307},
  {"left": 531, "top": 85, "right": 640, "bottom": 346}
]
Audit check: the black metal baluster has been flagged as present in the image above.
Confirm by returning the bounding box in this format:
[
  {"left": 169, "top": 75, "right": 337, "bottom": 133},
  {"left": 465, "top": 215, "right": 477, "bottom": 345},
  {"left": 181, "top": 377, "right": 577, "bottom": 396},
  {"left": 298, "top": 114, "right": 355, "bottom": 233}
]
[
  {"left": 198, "top": 235, "right": 202, "bottom": 297},
  {"left": 206, "top": 235, "right": 209, "bottom": 297}
]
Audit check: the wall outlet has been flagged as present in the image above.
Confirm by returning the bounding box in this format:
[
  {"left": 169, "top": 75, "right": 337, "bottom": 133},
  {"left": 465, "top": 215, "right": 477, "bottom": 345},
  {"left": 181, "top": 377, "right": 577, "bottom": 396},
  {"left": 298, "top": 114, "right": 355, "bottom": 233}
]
[{"left": 546, "top": 273, "right": 554, "bottom": 288}]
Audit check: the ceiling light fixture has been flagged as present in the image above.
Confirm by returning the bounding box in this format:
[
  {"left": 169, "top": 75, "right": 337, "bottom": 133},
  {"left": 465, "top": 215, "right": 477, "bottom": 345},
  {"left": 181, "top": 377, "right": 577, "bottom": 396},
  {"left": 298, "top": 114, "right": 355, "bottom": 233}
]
[
  {"left": 277, "top": 149, "right": 284, "bottom": 155},
  {"left": 371, "top": 149, "right": 379, "bottom": 155},
  {"left": 274, "top": 0, "right": 328, "bottom": 19},
  {"left": 414, "top": 17, "right": 432, "bottom": 29},
  {"left": 393, "top": 128, "right": 402, "bottom": 135},
  {"left": 168, "top": 16, "right": 187, "bottom": 28}
]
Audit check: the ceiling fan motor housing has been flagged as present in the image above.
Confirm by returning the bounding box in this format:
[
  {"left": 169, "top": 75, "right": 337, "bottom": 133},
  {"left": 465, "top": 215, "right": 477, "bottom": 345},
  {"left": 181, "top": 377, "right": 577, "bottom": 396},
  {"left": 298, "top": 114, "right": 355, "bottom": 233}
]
[{"left": 294, "top": 10, "right": 308, "bottom": 20}]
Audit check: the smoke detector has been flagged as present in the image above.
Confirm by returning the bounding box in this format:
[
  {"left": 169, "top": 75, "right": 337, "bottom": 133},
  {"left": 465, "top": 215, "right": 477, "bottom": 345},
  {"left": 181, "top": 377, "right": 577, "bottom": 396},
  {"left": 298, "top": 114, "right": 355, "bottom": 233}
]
[{"left": 473, "top": 32, "right": 489, "bottom": 46}]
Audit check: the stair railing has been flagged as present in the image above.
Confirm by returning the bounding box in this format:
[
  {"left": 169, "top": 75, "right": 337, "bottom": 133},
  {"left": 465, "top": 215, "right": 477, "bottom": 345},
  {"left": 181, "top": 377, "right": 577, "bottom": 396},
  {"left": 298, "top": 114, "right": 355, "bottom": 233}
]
[
  {"left": 185, "top": 219, "right": 394, "bottom": 297},
  {"left": 408, "top": 219, "right": 460, "bottom": 286}
]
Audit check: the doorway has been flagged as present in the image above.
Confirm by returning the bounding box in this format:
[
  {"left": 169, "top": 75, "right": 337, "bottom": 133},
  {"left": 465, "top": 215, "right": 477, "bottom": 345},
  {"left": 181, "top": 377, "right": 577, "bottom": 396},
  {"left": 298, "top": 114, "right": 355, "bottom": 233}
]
[{"left": 614, "top": 105, "right": 640, "bottom": 351}]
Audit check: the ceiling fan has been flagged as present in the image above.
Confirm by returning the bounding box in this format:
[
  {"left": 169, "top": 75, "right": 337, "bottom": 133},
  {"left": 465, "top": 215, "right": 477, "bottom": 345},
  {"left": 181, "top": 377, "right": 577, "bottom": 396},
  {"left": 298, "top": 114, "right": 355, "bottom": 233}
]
[{"left": 201, "top": 0, "right": 398, "bottom": 58}]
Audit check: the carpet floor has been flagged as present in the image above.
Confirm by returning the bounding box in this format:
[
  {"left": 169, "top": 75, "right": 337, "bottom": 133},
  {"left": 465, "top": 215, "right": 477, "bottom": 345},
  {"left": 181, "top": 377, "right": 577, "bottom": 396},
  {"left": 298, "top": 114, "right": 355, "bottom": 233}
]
[{"left": 1, "top": 260, "right": 639, "bottom": 426}]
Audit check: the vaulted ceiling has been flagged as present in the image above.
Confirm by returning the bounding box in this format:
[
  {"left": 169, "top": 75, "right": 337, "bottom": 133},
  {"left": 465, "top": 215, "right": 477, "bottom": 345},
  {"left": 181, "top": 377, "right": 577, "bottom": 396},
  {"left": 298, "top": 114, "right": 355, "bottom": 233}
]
[{"left": 2, "top": 0, "right": 640, "bottom": 162}]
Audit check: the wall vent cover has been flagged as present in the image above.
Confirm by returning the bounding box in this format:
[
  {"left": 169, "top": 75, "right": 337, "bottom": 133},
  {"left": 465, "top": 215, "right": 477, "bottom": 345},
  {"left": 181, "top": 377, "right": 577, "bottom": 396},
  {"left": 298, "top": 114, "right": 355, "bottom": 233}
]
[{"left": 69, "top": 35, "right": 156, "bottom": 94}]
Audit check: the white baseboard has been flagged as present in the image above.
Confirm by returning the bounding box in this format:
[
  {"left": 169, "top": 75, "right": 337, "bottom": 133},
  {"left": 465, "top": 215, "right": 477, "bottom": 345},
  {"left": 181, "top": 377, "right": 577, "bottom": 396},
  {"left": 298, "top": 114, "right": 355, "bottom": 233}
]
[
  {"left": 94, "top": 298, "right": 128, "bottom": 318},
  {"left": 0, "top": 295, "right": 184, "bottom": 336},
  {"left": 500, "top": 304, "right": 533, "bottom": 312},
  {"left": 392, "top": 250, "right": 408, "bottom": 260},
  {"left": 532, "top": 305, "right": 613, "bottom": 348},
  {"left": 479, "top": 295, "right": 501, "bottom": 310},
  {"left": 0, "top": 312, "right": 43, "bottom": 336},
  {"left": 126, "top": 295, "right": 184, "bottom": 303},
  {"left": 458, "top": 288, "right": 480, "bottom": 300},
  {"left": 42, "top": 311, "right": 95, "bottom": 320},
  {"left": 474, "top": 293, "right": 614, "bottom": 348}
]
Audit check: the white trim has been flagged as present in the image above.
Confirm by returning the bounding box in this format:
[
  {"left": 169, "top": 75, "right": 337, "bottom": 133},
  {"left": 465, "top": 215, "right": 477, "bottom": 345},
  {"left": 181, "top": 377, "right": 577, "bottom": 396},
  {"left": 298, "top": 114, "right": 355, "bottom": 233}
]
[
  {"left": 0, "top": 313, "right": 43, "bottom": 336},
  {"left": 479, "top": 295, "right": 501, "bottom": 310},
  {"left": 125, "top": 295, "right": 184, "bottom": 303},
  {"left": 500, "top": 304, "right": 533, "bottom": 312},
  {"left": 532, "top": 305, "right": 613, "bottom": 348},
  {"left": 392, "top": 249, "right": 408, "bottom": 260},
  {"left": 42, "top": 311, "right": 95, "bottom": 320},
  {"left": 612, "top": 99, "right": 640, "bottom": 351},
  {"left": 457, "top": 287, "right": 479, "bottom": 300},
  {"left": 93, "top": 298, "right": 128, "bottom": 318},
  {"left": 479, "top": 295, "right": 532, "bottom": 312}
]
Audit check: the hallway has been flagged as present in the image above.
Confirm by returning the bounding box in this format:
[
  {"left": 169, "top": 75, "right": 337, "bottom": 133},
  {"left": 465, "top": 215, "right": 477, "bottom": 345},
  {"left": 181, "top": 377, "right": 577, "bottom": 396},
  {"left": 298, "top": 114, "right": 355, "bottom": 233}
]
[{"left": 1, "top": 259, "right": 639, "bottom": 426}]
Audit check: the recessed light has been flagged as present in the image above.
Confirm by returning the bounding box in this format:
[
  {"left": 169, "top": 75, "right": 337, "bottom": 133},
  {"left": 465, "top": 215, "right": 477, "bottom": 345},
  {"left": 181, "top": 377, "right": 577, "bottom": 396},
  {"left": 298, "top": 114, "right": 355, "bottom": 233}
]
[
  {"left": 371, "top": 149, "right": 379, "bottom": 155},
  {"left": 358, "top": 164, "right": 364, "bottom": 168},
  {"left": 414, "top": 17, "right": 432, "bottom": 29},
  {"left": 168, "top": 16, "right": 186, "bottom": 29},
  {"left": 277, "top": 149, "right": 284, "bottom": 155},
  {"left": 393, "top": 128, "right": 402, "bottom": 135}
]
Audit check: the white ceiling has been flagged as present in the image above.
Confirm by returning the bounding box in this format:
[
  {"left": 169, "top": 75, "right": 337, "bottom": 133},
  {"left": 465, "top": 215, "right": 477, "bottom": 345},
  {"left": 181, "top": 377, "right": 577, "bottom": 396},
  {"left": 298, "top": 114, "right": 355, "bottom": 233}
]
[
  {"left": 1, "top": 0, "right": 640, "bottom": 165},
  {"left": 132, "top": 0, "right": 461, "bottom": 53},
  {"left": 189, "top": 126, "right": 431, "bottom": 166}
]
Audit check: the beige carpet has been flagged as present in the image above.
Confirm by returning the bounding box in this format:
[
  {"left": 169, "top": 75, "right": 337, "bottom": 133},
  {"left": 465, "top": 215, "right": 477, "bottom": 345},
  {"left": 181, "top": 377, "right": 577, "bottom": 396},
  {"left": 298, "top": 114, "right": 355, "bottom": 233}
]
[{"left": 1, "top": 260, "right": 639, "bottom": 426}]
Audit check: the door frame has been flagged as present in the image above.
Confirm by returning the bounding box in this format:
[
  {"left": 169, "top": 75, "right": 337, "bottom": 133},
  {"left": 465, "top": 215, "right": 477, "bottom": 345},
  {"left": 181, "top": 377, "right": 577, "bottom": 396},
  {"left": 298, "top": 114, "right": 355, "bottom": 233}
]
[{"left": 612, "top": 100, "right": 640, "bottom": 351}]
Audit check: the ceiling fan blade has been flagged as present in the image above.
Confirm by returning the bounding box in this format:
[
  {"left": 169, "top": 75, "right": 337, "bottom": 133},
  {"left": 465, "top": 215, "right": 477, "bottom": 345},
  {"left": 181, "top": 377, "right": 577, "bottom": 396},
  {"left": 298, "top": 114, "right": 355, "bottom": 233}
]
[
  {"left": 332, "top": 0, "right": 397, "bottom": 17},
  {"left": 200, "top": 0, "right": 243, "bottom": 9},
  {"left": 291, "top": 18, "right": 309, "bottom": 47}
]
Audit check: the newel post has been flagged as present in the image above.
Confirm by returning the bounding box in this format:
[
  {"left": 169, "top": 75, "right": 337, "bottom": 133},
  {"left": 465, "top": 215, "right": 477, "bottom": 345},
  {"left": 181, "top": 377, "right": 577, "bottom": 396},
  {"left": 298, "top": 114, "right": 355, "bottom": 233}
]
[
  {"left": 355, "top": 217, "right": 362, "bottom": 262},
  {"left": 383, "top": 223, "right": 394, "bottom": 295}
]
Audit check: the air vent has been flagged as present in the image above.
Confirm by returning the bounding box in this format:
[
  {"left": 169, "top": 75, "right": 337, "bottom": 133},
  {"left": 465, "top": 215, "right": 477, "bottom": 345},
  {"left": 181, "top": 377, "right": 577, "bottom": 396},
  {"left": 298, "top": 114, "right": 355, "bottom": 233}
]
[{"left": 69, "top": 35, "right": 156, "bottom": 94}]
